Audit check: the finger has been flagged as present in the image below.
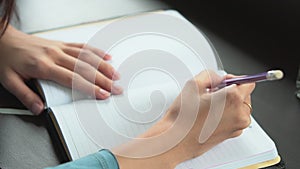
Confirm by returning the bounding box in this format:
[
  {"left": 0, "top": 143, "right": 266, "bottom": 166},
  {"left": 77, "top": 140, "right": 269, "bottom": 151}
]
[
  {"left": 195, "top": 70, "right": 224, "bottom": 92},
  {"left": 225, "top": 74, "right": 236, "bottom": 79},
  {"left": 237, "top": 83, "right": 256, "bottom": 100},
  {"left": 62, "top": 46, "right": 81, "bottom": 58},
  {"left": 225, "top": 74, "right": 245, "bottom": 79},
  {"left": 243, "top": 95, "right": 252, "bottom": 115},
  {"left": 76, "top": 49, "right": 119, "bottom": 80},
  {"left": 47, "top": 65, "right": 111, "bottom": 100},
  {"left": 62, "top": 48, "right": 119, "bottom": 80},
  {"left": 1, "top": 71, "right": 44, "bottom": 115},
  {"left": 85, "top": 45, "right": 112, "bottom": 60},
  {"left": 97, "top": 57, "right": 120, "bottom": 80},
  {"left": 64, "top": 42, "right": 112, "bottom": 60},
  {"left": 74, "top": 61, "right": 122, "bottom": 95},
  {"left": 55, "top": 55, "right": 122, "bottom": 94},
  {"left": 225, "top": 74, "right": 235, "bottom": 79}
]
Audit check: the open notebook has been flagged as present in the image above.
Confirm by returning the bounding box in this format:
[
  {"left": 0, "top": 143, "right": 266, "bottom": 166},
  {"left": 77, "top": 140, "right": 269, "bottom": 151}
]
[{"left": 5, "top": 10, "right": 280, "bottom": 168}]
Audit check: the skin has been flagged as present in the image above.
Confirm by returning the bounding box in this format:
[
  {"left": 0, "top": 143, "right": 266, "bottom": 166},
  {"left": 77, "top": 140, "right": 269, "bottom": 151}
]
[
  {"left": 115, "top": 70, "right": 255, "bottom": 169},
  {"left": 0, "top": 25, "right": 122, "bottom": 114}
]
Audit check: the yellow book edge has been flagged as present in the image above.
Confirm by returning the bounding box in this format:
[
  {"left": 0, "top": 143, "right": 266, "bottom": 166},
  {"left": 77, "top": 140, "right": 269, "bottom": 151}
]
[{"left": 240, "top": 156, "right": 281, "bottom": 169}]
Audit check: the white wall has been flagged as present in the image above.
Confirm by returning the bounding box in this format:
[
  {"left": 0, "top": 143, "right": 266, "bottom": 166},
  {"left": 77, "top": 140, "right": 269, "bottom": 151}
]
[{"left": 12, "top": 0, "right": 167, "bottom": 33}]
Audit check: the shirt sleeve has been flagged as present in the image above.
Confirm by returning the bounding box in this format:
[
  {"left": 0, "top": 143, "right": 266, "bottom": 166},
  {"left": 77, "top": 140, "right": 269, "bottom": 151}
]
[{"left": 44, "top": 149, "right": 119, "bottom": 169}]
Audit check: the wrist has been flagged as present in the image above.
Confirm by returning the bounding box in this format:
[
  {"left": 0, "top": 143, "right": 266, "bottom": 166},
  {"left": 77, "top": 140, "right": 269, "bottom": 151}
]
[
  {"left": 112, "top": 106, "right": 214, "bottom": 169},
  {"left": 115, "top": 152, "right": 173, "bottom": 169},
  {"left": 113, "top": 111, "right": 179, "bottom": 169},
  {"left": 0, "top": 25, "right": 27, "bottom": 42}
]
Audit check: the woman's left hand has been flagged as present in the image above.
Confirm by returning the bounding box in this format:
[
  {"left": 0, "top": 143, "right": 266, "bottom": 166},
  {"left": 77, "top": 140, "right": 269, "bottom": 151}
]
[{"left": 0, "top": 25, "right": 122, "bottom": 114}]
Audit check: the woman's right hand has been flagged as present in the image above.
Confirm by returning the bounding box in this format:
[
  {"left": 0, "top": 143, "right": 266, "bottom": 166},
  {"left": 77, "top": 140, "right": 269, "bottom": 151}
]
[
  {"left": 164, "top": 70, "right": 255, "bottom": 166},
  {"left": 115, "top": 70, "right": 255, "bottom": 169}
]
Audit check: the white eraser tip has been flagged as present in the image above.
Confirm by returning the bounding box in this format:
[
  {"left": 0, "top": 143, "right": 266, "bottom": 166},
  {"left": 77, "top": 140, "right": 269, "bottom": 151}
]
[{"left": 268, "top": 70, "right": 284, "bottom": 80}]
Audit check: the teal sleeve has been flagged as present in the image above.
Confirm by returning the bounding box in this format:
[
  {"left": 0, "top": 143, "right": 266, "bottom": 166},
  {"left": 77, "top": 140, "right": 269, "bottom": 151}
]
[{"left": 45, "top": 149, "right": 119, "bottom": 169}]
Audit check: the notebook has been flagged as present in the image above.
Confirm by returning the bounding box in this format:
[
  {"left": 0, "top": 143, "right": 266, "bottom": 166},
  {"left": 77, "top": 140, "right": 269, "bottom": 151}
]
[{"left": 1, "top": 10, "right": 280, "bottom": 168}]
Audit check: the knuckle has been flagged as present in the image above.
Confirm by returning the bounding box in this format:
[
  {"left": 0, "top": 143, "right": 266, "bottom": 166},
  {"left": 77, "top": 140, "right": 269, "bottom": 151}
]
[
  {"left": 77, "top": 62, "right": 93, "bottom": 73},
  {"left": 98, "top": 59, "right": 107, "bottom": 69},
  {"left": 43, "top": 46, "right": 61, "bottom": 56},
  {"left": 186, "top": 78, "right": 198, "bottom": 88},
  {"left": 243, "top": 116, "right": 251, "bottom": 128},
  {"left": 24, "top": 56, "right": 51, "bottom": 77},
  {"left": 227, "top": 87, "right": 243, "bottom": 102},
  {"left": 36, "top": 59, "right": 52, "bottom": 77},
  {"left": 185, "top": 78, "right": 201, "bottom": 93},
  {"left": 67, "top": 73, "right": 79, "bottom": 87},
  {"left": 235, "top": 113, "right": 250, "bottom": 130},
  {"left": 80, "top": 50, "right": 92, "bottom": 58},
  {"left": 46, "top": 64, "right": 55, "bottom": 77},
  {"left": 26, "top": 56, "right": 40, "bottom": 69},
  {"left": 199, "top": 70, "right": 210, "bottom": 77},
  {"left": 230, "top": 130, "right": 243, "bottom": 138}
]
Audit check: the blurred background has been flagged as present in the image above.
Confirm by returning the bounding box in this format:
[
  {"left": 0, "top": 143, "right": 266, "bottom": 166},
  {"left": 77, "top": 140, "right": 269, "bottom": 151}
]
[{"left": 163, "top": 0, "right": 300, "bottom": 80}]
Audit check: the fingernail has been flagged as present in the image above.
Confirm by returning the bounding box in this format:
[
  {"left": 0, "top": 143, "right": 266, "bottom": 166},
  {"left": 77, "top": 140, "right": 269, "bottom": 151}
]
[
  {"left": 99, "top": 89, "right": 111, "bottom": 98},
  {"left": 31, "top": 103, "right": 43, "bottom": 115},
  {"left": 112, "top": 85, "right": 123, "bottom": 94},
  {"left": 104, "top": 54, "right": 112, "bottom": 60},
  {"left": 112, "top": 71, "right": 121, "bottom": 80}
]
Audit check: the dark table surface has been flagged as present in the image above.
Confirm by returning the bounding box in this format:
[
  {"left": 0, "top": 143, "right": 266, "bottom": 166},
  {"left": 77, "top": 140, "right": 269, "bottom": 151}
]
[{"left": 163, "top": 1, "right": 300, "bottom": 168}]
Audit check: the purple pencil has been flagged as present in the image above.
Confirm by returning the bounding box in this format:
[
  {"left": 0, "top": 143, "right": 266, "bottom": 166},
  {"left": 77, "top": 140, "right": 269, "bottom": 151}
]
[{"left": 213, "top": 70, "right": 284, "bottom": 91}]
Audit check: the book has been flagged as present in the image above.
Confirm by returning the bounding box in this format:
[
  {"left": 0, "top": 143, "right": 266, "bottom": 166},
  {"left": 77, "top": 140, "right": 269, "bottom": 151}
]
[{"left": 0, "top": 10, "right": 280, "bottom": 168}]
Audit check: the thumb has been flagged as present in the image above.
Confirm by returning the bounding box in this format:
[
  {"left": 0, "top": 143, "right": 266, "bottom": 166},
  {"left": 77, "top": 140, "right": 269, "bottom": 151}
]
[{"left": 2, "top": 71, "right": 44, "bottom": 115}]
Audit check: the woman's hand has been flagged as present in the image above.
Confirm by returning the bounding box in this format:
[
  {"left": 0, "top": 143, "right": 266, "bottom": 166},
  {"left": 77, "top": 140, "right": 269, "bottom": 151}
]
[
  {"left": 164, "top": 70, "right": 255, "bottom": 167},
  {"left": 115, "top": 70, "right": 255, "bottom": 169},
  {"left": 0, "top": 25, "right": 122, "bottom": 115}
]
